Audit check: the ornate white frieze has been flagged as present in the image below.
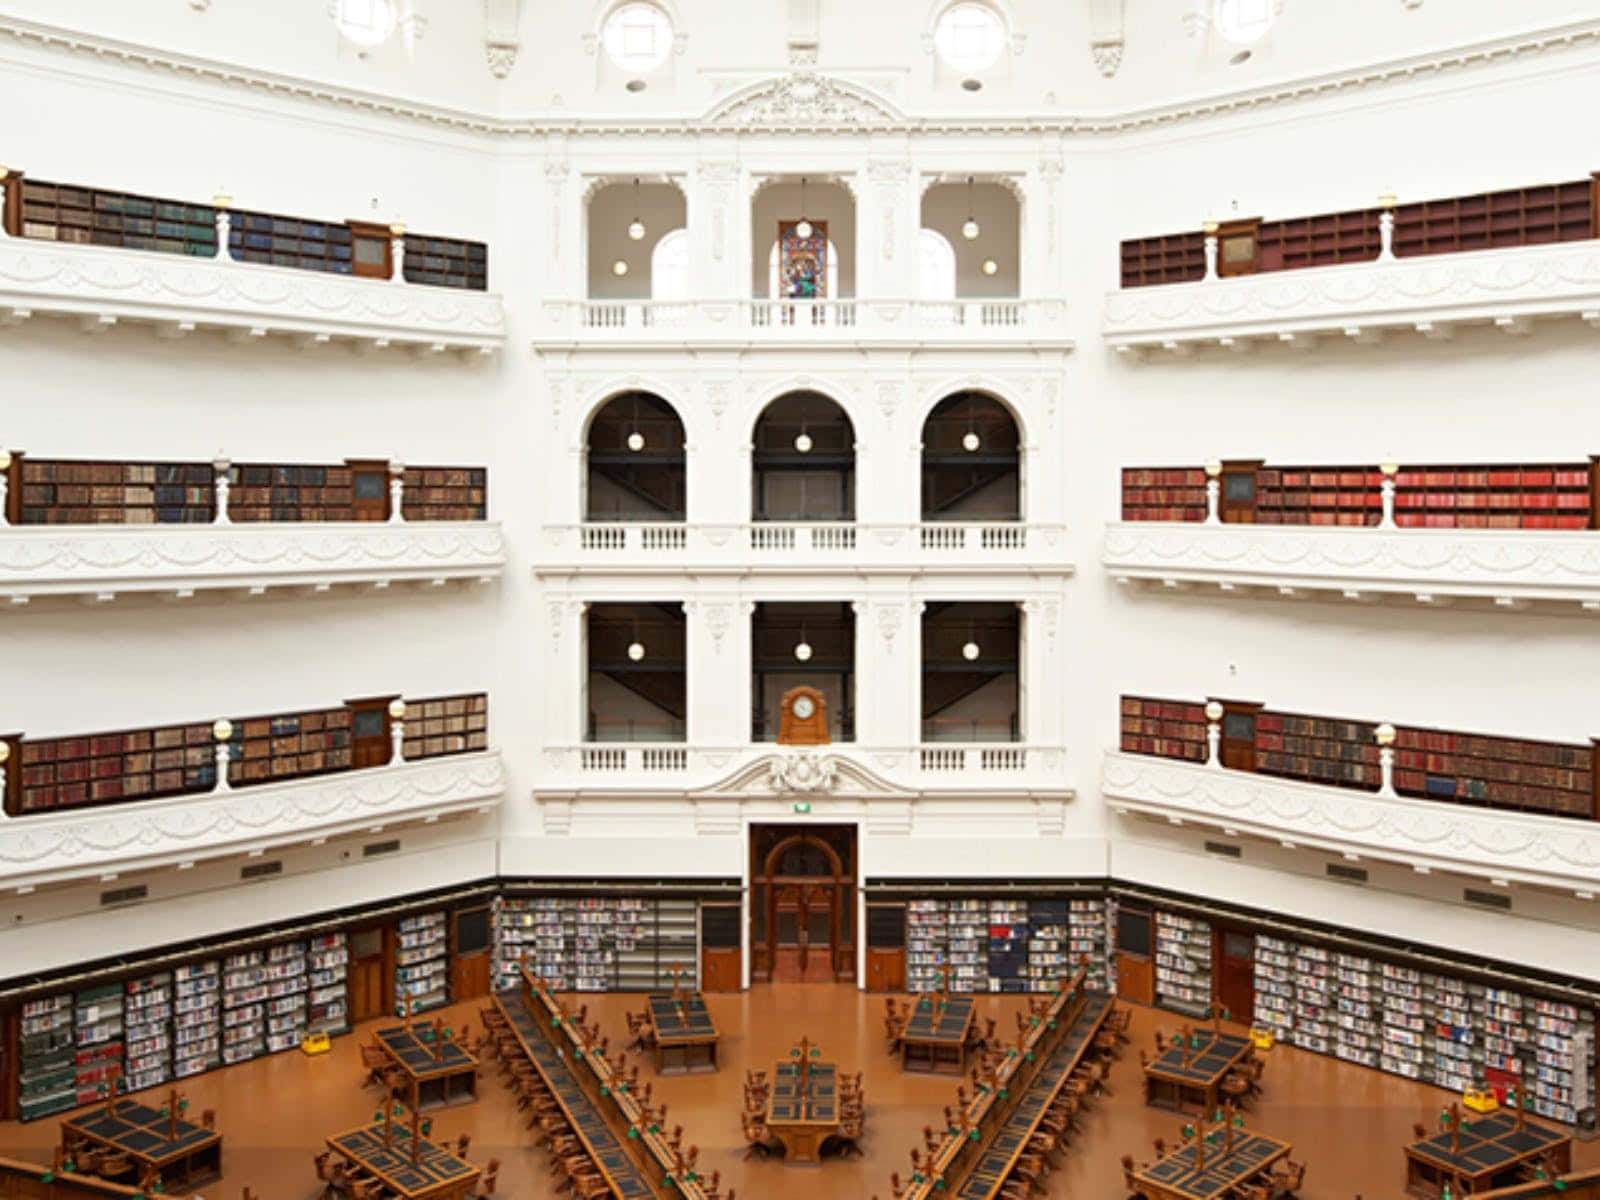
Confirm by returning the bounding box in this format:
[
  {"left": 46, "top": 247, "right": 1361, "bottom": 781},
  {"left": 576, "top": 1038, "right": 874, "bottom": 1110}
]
[
  {"left": 1103, "top": 521, "right": 1600, "bottom": 611},
  {"left": 1103, "top": 241, "right": 1600, "bottom": 353},
  {"left": 1102, "top": 750, "right": 1600, "bottom": 894},
  {"left": 0, "top": 521, "right": 506, "bottom": 604},
  {"left": 0, "top": 751, "right": 507, "bottom": 890},
  {"left": 0, "top": 237, "right": 505, "bottom": 354},
  {"left": 766, "top": 752, "right": 840, "bottom": 793},
  {"left": 706, "top": 71, "right": 903, "bottom": 129}
]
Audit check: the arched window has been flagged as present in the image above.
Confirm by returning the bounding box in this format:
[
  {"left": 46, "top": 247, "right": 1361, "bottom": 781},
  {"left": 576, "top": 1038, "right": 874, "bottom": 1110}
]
[
  {"left": 767, "top": 240, "right": 839, "bottom": 300},
  {"left": 921, "top": 392, "right": 1021, "bottom": 521},
  {"left": 751, "top": 392, "right": 855, "bottom": 522},
  {"left": 651, "top": 229, "right": 689, "bottom": 301},
  {"left": 586, "top": 392, "right": 686, "bottom": 522},
  {"left": 918, "top": 229, "right": 957, "bottom": 300}
]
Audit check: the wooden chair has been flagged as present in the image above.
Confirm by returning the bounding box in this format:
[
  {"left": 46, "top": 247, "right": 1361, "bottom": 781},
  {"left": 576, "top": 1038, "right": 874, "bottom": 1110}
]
[
  {"left": 829, "top": 1111, "right": 864, "bottom": 1159},
  {"left": 1269, "top": 1159, "right": 1306, "bottom": 1198},
  {"left": 474, "top": 1157, "right": 501, "bottom": 1197},
  {"left": 312, "top": 1151, "right": 335, "bottom": 1200},
  {"left": 1120, "top": 1154, "right": 1143, "bottom": 1198},
  {"left": 201, "top": 1108, "right": 216, "bottom": 1130},
  {"left": 97, "top": 1152, "right": 134, "bottom": 1182},
  {"left": 454, "top": 1132, "right": 471, "bottom": 1158},
  {"left": 742, "top": 1116, "right": 774, "bottom": 1160}
]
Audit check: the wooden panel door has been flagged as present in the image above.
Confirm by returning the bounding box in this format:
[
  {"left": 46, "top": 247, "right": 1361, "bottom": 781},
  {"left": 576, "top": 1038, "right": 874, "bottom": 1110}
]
[
  {"left": 347, "top": 925, "right": 391, "bottom": 1022},
  {"left": 700, "top": 948, "right": 742, "bottom": 993},
  {"left": 866, "top": 949, "right": 905, "bottom": 993},
  {"left": 346, "top": 696, "right": 397, "bottom": 770},
  {"left": 451, "top": 954, "right": 492, "bottom": 1001},
  {"left": 1218, "top": 701, "right": 1262, "bottom": 772},
  {"left": 1115, "top": 907, "right": 1155, "bottom": 1006},
  {"left": 345, "top": 457, "right": 391, "bottom": 521},
  {"left": 1214, "top": 929, "right": 1255, "bottom": 1024}
]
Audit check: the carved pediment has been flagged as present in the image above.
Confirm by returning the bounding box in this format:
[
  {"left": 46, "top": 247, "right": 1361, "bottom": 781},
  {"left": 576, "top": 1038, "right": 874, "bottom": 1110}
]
[
  {"left": 692, "top": 751, "right": 914, "bottom": 799},
  {"left": 706, "top": 72, "right": 903, "bottom": 129}
]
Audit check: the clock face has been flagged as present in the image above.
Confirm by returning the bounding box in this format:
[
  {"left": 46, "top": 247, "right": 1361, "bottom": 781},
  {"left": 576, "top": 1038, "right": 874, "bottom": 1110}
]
[{"left": 792, "top": 695, "right": 816, "bottom": 720}]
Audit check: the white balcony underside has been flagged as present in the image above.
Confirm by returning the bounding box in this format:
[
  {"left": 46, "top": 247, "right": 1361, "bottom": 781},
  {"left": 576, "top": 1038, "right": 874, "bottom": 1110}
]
[
  {"left": 533, "top": 298, "right": 1074, "bottom": 351},
  {"left": 1103, "top": 522, "right": 1600, "bottom": 609},
  {"left": 0, "top": 750, "right": 507, "bottom": 891},
  {"left": 1101, "top": 750, "right": 1600, "bottom": 895},
  {"left": 1102, "top": 241, "right": 1600, "bottom": 352},
  {"left": 539, "top": 523, "right": 1072, "bottom": 576},
  {"left": 0, "top": 522, "right": 508, "bottom": 603},
  {"left": 0, "top": 237, "right": 507, "bottom": 353}
]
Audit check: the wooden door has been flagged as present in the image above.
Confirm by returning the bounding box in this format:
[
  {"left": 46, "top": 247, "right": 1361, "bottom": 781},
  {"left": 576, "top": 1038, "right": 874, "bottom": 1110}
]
[
  {"left": 773, "top": 884, "right": 836, "bottom": 983},
  {"left": 700, "top": 903, "right": 742, "bottom": 992},
  {"left": 1219, "top": 460, "right": 1264, "bottom": 523},
  {"left": 1216, "top": 217, "right": 1262, "bottom": 277},
  {"left": 1218, "top": 701, "right": 1262, "bottom": 772},
  {"left": 347, "top": 223, "right": 393, "bottom": 281},
  {"left": 866, "top": 949, "right": 906, "bottom": 993},
  {"left": 1115, "top": 908, "right": 1155, "bottom": 1006},
  {"left": 345, "top": 457, "right": 391, "bottom": 522},
  {"left": 348, "top": 926, "right": 391, "bottom": 1021},
  {"left": 346, "top": 696, "right": 397, "bottom": 770},
  {"left": 1214, "top": 929, "right": 1255, "bottom": 1024},
  {"left": 451, "top": 954, "right": 492, "bottom": 1001},
  {"left": 749, "top": 825, "right": 856, "bottom": 985}
]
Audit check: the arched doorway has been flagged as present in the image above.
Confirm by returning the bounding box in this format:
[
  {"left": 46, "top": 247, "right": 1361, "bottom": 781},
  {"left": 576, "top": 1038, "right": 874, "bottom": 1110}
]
[{"left": 749, "top": 824, "right": 858, "bottom": 984}]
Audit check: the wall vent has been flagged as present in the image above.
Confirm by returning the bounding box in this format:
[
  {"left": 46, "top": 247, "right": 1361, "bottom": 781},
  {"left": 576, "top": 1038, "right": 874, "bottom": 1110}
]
[
  {"left": 241, "top": 860, "right": 283, "bottom": 881},
  {"left": 1464, "top": 887, "right": 1511, "bottom": 911},
  {"left": 100, "top": 885, "right": 148, "bottom": 907},
  {"left": 1203, "top": 840, "right": 1241, "bottom": 858},
  {"left": 1325, "top": 862, "right": 1368, "bottom": 884},
  {"left": 364, "top": 839, "right": 401, "bottom": 858}
]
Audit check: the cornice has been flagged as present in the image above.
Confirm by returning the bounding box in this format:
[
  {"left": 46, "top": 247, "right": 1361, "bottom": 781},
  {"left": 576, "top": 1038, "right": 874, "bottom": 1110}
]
[
  {"left": 0, "top": 521, "right": 508, "bottom": 604},
  {"left": 1103, "top": 521, "right": 1600, "bottom": 610},
  {"left": 0, "top": 751, "right": 507, "bottom": 891},
  {"left": 1, "top": 12, "right": 1596, "bottom": 139},
  {"left": 1101, "top": 750, "right": 1600, "bottom": 895}
]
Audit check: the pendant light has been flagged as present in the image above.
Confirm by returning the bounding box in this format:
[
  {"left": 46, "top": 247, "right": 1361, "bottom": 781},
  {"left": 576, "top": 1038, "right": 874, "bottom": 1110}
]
[
  {"left": 626, "top": 395, "right": 645, "bottom": 452},
  {"left": 962, "top": 405, "right": 980, "bottom": 452},
  {"left": 612, "top": 259, "right": 629, "bottom": 276},
  {"left": 795, "top": 177, "right": 813, "bottom": 241},
  {"left": 627, "top": 178, "right": 647, "bottom": 241},
  {"left": 962, "top": 616, "right": 980, "bottom": 661},
  {"left": 794, "top": 414, "right": 813, "bottom": 454},
  {"left": 627, "top": 613, "right": 645, "bottom": 662},
  {"left": 981, "top": 258, "right": 999, "bottom": 276},
  {"left": 794, "top": 621, "right": 813, "bottom": 662},
  {"left": 962, "top": 177, "right": 980, "bottom": 240}
]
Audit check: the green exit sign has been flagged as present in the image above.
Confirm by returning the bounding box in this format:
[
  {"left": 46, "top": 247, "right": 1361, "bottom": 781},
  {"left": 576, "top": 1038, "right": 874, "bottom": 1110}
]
[{"left": 792, "top": 801, "right": 812, "bottom": 814}]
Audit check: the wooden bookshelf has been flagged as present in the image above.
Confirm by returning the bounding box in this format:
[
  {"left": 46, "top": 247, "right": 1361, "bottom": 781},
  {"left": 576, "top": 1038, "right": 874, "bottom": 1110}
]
[
  {"left": 1118, "top": 696, "right": 1207, "bottom": 762},
  {"left": 3, "top": 692, "right": 487, "bottom": 818},
  {"left": 403, "top": 235, "right": 488, "bottom": 291},
  {"left": 1120, "top": 458, "right": 1597, "bottom": 529},
  {"left": 1120, "top": 694, "right": 1599, "bottom": 821},
  {"left": 1117, "top": 171, "right": 1598, "bottom": 286},
  {"left": 400, "top": 466, "right": 488, "bottom": 522},
  {"left": 19, "top": 178, "right": 216, "bottom": 257},
  {"left": 14, "top": 457, "right": 213, "bottom": 525},
  {"left": 1120, "top": 467, "right": 1208, "bottom": 521},
  {"left": 227, "top": 462, "right": 357, "bottom": 522},
  {"left": 228, "top": 210, "right": 354, "bottom": 274}
]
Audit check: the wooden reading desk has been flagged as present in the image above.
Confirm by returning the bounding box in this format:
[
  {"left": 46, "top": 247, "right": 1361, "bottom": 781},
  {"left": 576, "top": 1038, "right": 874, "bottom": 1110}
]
[
  {"left": 900, "top": 994, "right": 976, "bottom": 1075},
  {"left": 644, "top": 991, "right": 719, "bottom": 1074},
  {"left": 61, "top": 1095, "right": 221, "bottom": 1189},
  {"left": 1133, "top": 1124, "right": 1290, "bottom": 1200},
  {"left": 500, "top": 966, "right": 712, "bottom": 1200},
  {"left": 1405, "top": 1109, "right": 1572, "bottom": 1198},
  {"left": 899, "top": 966, "right": 1111, "bottom": 1200},
  {"left": 376, "top": 1022, "right": 479, "bottom": 1110},
  {"left": 1143, "top": 1028, "right": 1253, "bottom": 1113},
  {"left": 326, "top": 1122, "right": 478, "bottom": 1200},
  {"left": 765, "top": 1053, "right": 839, "bottom": 1165}
]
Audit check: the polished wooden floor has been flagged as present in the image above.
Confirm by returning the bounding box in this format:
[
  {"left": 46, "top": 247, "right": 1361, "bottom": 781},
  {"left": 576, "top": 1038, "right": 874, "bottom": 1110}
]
[{"left": 5, "top": 984, "right": 1596, "bottom": 1198}]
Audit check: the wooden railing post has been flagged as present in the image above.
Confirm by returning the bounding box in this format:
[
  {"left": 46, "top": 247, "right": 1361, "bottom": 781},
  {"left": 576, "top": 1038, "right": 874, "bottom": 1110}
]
[
  {"left": 0, "top": 167, "right": 19, "bottom": 238},
  {"left": 0, "top": 733, "right": 20, "bottom": 816}
]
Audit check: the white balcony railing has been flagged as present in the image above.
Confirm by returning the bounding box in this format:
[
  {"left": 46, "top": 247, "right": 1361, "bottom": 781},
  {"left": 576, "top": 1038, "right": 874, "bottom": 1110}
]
[
  {"left": 1103, "top": 520, "right": 1600, "bottom": 611},
  {"left": 0, "top": 520, "right": 508, "bottom": 604},
  {"left": 1102, "top": 240, "right": 1600, "bottom": 354},
  {"left": 1102, "top": 749, "right": 1600, "bottom": 896},
  {"left": 534, "top": 298, "right": 1073, "bottom": 349},
  {"left": 540, "top": 521, "right": 1070, "bottom": 576},
  {"left": 0, "top": 750, "right": 507, "bottom": 891},
  {"left": 0, "top": 235, "right": 507, "bottom": 354}
]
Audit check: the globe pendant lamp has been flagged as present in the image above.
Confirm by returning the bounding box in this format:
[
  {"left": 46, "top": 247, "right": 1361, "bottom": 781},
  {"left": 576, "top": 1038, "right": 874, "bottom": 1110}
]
[
  {"left": 795, "top": 177, "right": 813, "bottom": 241},
  {"left": 962, "top": 176, "right": 980, "bottom": 240},
  {"left": 627, "top": 177, "right": 646, "bottom": 241}
]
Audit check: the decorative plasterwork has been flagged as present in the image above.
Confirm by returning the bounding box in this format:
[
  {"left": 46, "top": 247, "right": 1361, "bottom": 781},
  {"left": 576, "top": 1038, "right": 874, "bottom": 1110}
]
[
  {"left": 0, "top": 522, "right": 507, "bottom": 605},
  {"left": 1089, "top": 0, "right": 1125, "bottom": 77},
  {"left": 0, "top": 238, "right": 507, "bottom": 355},
  {"left": 1103, "top": 522, "right": 1600, "bottom": 611},
  {"left": 484, "top": 0, "right": 522, "bottom": 77},
  {"left": 1103, "top": 241, "right": 1600, "bottom": 353},
  {"left": 706, "top": 71, "right": 903, "bottom": 129},
  {"left": 1090, "top": 42, "right": 1124, "bottom": 77},
  {"left": 1, "top": 11, "right": 1594, "bottom": 137},
  {"left": 1102, "top": 750, "right": 1600, "bottom": 894},
  {"left": 0, "top": 751, "right": 507, "bottom": 891}
]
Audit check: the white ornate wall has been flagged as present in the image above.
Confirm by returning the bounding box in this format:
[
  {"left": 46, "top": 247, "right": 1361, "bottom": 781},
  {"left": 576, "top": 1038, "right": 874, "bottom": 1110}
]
[{"left": 2, "top": 0, "right": 1599, "bottom": 980}]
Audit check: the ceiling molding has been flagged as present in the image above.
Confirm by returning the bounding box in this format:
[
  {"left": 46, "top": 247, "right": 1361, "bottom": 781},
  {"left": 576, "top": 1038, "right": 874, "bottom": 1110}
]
[{"left": 0, "top": 12, "right": 1596, "bottom": 137}]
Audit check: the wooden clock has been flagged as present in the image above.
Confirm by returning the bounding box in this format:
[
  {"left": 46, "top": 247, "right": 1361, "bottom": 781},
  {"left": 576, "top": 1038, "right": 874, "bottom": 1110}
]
[{"left": 778, "top": 686, "right": 829, "bottom": 746}]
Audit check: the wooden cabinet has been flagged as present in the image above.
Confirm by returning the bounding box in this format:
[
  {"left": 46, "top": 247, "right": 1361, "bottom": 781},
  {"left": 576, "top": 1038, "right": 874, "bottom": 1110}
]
[
  {"left": 1216, "top": 700, "right": 1262, "bottom": 772},
  {"left": 865, "top": 949, "right": 905, "bottom": 993}
]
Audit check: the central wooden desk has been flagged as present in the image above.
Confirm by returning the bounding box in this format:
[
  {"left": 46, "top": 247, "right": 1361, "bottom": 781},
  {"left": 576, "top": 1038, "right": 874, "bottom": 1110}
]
[
  {"left": 900, "top": 994, "right": 975, "bottom": 1075},
  {"left": 1143, "top": 1029, "right": 1252, "bottom": 1113},
  {"left": 645, "top": 992, "right": 719, "bottom": 1074},
  {"left": 376, "top": 1025, "right": 479, "bottom": 1110},
  {"left": 1404, "top": 1111, "right": 1572, "bottom": 1198},
  {"left": 1132, "top": 1128, "right": 1291, "bottom": 1200},
  {"left": 326, "top": 1122, "right": 479, "bottom": 1200},
  {"left": 765, "top": 1060, "right": 840, "bottom": 1165},
  {"left": 61, "top": 1101, "right": 222, "bottom": 1189}
]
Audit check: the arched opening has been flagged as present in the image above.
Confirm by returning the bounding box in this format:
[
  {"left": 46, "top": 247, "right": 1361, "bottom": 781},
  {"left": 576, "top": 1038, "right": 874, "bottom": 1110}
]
[
  {"left": 921, "top": 600, "right": 1020, "bottom": 743},
  {"left": 920, "top": 179, "right": 1020, "bottom": 297},
  {"left": 750, "top": 177, "right": 856, "bottom": 298},
  {"left": 651, "top": 228, "right": 690, "bottom": 301},
  {"left": 586, "top": 601, "right": 686, "bottom": 743},
  {"left": 919, "top": 228, "right": 957, "bottom": 300},
  {"left": 585, "top": 391, "right": 686, "bottom": 522},
  {"left": 749, "top": 823, "right": 858, "bottom": 984},
  {"left": 921, "top": 391, "right": 1021, "bottom": 521},
  {"left": 751, "top": 392, "right": 855, "bottom": 522},
  {"left": 586, "top": 178, "right": 686, "bottom": 298}
]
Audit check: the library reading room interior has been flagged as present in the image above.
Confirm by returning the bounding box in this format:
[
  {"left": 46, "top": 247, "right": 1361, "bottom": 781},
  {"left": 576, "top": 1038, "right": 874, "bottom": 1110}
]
[{"left": 3, "top": 1, "right": 1600, "bottom": 1198}]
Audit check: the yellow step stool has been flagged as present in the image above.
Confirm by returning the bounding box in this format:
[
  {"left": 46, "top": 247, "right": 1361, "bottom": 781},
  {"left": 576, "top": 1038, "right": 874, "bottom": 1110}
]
[
  {"left": 301, "top": 1032, "right": 332, "bottom": 1056},
  {"left": 1462, "top": 1086, "right": 1499, "bottom": 1114},
  {"left": 1249, "top": 1026, "right": 1275, "bottom": 1050}
]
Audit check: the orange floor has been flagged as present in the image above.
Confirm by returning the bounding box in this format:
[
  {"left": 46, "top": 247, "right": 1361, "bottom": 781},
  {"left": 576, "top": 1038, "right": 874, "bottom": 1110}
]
[{"left": 3, "top": 984, "right": 1595, "bottom": 1199}]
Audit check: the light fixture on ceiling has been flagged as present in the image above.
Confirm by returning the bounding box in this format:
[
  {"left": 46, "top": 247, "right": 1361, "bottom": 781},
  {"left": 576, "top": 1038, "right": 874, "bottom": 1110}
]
[
  {"left": 982, "top": 258, "right": 999, "bottom": 276},
  {"left": 962, "top": 640, "right": 981, "bottom": 661},
  {"left": 627, "top": 177, "right": 647, "bottom": 241},
  {"left": 794, "top": 639, "right": 813, "bottom": 662},
  {"left": 612, "top": 259, "right": 629, "bottom": 276},
  {"left": 963, "top": 430, "right": 981, "bottom": 453},
  {"left": 795, "top": 177, "right": 813, "bottom": 241},
  {"left": 794, "top": 419, "right": 813, "bottom": 454},
  {"left": 627, "top": 641, "right": 646, "bottom": 662},
  {"left": 627, "top": 431, "right": 645, "bottom": 452},
  {"left": 962, "top": 177, "right": 980, "bottom": 240}
]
